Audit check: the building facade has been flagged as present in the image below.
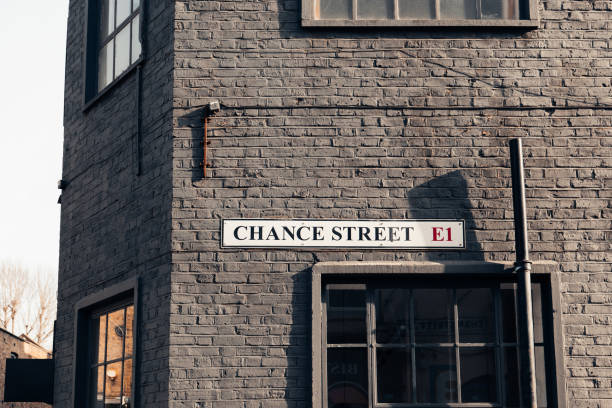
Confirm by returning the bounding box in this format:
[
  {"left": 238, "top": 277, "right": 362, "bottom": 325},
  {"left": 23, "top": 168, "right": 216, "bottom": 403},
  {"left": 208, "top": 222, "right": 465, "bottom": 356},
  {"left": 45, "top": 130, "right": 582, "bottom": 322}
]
[
  {"left": 58, "top": 0, "right": 611, "bottom": 407},
  {"left": 1, "top": 328, "right": 52, "bottom": 408}
]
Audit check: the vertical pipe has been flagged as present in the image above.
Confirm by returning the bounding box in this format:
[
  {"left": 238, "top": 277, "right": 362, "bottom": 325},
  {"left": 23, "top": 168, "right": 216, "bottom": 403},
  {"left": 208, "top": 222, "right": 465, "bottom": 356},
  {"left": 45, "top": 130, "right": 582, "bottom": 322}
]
[
  {"left": 203, "top": 115, "right": 209, "bottom": 178},
  {"left": 509, "top": 138, "right": 537, "bottom": 408}
]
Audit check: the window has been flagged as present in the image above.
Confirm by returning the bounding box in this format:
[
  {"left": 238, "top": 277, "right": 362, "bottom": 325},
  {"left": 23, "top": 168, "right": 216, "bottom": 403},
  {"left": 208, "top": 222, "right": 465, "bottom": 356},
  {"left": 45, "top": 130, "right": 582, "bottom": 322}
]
[
  {"left": 312, "top": 262, "right": 565, "bottom": 408},
  {"left": 301, "top": 0, "right": 538, "bottom": 27},
  {"left": 73, "top": 278, "right": 138, "bottom": 408},
  {"left": 89, "top": 303, "right": 134, "bottom": 408},
  {"left": 86, "top": 0, "right": 142, "bottom": 101}
]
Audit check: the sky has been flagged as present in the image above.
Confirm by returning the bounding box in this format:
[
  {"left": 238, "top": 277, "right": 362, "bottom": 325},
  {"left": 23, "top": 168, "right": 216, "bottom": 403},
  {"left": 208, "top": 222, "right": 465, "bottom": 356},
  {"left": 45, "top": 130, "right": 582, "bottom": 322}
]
[{"left": 0, "top": 1, "right": 69, "bottom": 274}]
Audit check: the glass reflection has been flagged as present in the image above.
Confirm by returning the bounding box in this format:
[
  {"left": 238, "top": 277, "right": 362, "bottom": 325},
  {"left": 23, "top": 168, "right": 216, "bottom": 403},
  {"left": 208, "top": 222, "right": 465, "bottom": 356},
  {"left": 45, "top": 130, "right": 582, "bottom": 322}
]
[
  {"left": 97, "top": 315, "right": 107, "bottom": 363},
  {"left": 122, "top": 358, "right": 133, "bottom": 407},
  {"left": 327, "top": 348, "right": 368, "bottom": 408},
  {"left": 319, "top": 0, "right": 352, "bottom": 19},
  {"left": 376, "top": 289, "right": 410, "bottom": 344},
  {"left": 460, "top": 347, "right": 496, "bottom": 402},
  {"left": 377, "top": 348, "right": 412, "bottom": 403},
  {"left": 130, "top": 16, "right": 141, "bottom": 64},
  {"left": 98, "top": 41, "right": 114, "bottom": 92},
  {"left": 100, "top": 0, "right": 115, "bottom": 37},
  {"left": 415, "top": 347, "right": 457, "bottom": 403},
  {"left": 501, "top": 284, "right": 517, "bottom": 343},
  {"left": 414, "top": 289, "right": 454, "bottom": 343},
  {"left": 440, "top": 0, "right": 478, "bottom": 18},
  {"left": 327, "top": 290, "right": 366, "bottom": 344},
  {"left": 104, "top": 361, "right": 122, "bottom": 406},
  {"left": 106, "top": 309, "right": 125, "bottom": 361},
  {"left": 503, "top": 347, "right": 520, "bottom": 407},
  {"left": 125, "top": 305, "right": 134, "bottom": 357},
  {"left": 398, "top": 0, "right": 435, "bottom": 18},
  {"left": 357, "top": 0, "right": 393, "bottom": 19},
  {"left": 114, "top": 25, "right": 131, "bottom": 77},
  {"left": 457, "top": 288, "right": 495, "bottom": 343},
  {"left": 116, "top": 0, "right": 131, "bottom": 25}
]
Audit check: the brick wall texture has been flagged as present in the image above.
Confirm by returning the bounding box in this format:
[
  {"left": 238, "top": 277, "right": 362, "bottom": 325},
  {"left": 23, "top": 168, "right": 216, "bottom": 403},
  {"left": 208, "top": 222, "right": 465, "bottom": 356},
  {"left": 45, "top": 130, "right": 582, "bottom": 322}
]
[
  {"left": 60, "top": 0, "right": 612, "bottom": 407},
  {"left": 57, "top": 0, "right": 175, "bottom": 407}
]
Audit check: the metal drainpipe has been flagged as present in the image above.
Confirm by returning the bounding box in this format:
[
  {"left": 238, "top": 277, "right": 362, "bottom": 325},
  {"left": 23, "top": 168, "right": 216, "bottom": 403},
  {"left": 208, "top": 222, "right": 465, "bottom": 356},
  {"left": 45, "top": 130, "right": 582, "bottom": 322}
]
[{"left": 510, "top": 138, "right": 538, "bottom": 408}]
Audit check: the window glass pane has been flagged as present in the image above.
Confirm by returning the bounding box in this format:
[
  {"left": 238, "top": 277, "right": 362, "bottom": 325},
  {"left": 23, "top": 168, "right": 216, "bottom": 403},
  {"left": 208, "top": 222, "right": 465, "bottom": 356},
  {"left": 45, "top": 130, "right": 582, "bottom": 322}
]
[
  {"left": 398, "top": 0, "right": 435, "bottom": 18},
  {"left": 457, "top": 288, "right": 495, "bottom": 343},
  {"left": 92, "top": 366, "right": 104, "bottom": 408},
  {"left": 125, "top": 305, "right": 134, "bottom": 357},
  {"left": 501, "top": 284, "right": 517, "bottom": 343},
  {"left": 414, "top": 289, "right": 454, "bottom": 343},
  {"left": 122, "top": 358, "right": 133, "bottom": 407},
  {"left": 106, "top": 308, "right": 126, "bottom": 361},
  {"left": 460, "top": 347, "right": 497, "bottom": 402},
  {"left": 440, "top": 0, "right": 478, "bottom": 19},
  {"left": 535, "top": 346, "right": 548, "bottom": 407},
  {"left": 357, "top": 0, "right": 393, "bottom": 19},
  {"left": 114, "top": 24, "right": 131, "bottom": 78},
  {"left": 327, "top": 348, "right": 368, "bottom": 408},
  {"left": 327, "top": 289, "right": 366, "bottom": 344},
  {"left": 415, "top": 347, "right": 457, "bottom": 403},
  {"left": 377, "top": 348, "right": 412, "bottom": 403},
  {"left": 532, "top": 282, "right": 544, "bottom": 344},
  {"left": 104, "top": 361, "right": 122, "bottom": 406},
  {"left": 116, "top": 0, "right": 131, "bottom": 25},
  {"left": 98, "top": 41, "right": 114, "bottom": 92},
  {"left": 319, "top": 0, "right": 352, "bottom": 19},
  {"left": 503, "top": 347, "right": 520, "bottom": 407},
  {"left": 482, "top": 0, "right": 503, "bottom": 18},
  {"left": 376, "top": 289, "right": 410, "bottom": 344},
  {"left": 97, "top": 315, "right": 107, "bottom": 363},
  {"left": 133, "top": 0, "right": 140, "bottom": 11},
  {"left": 100, "top": 0, "right": 115, "bottom": 37},
  {"left": 130, "top": 15, "right": 141, "bottom": 64}
]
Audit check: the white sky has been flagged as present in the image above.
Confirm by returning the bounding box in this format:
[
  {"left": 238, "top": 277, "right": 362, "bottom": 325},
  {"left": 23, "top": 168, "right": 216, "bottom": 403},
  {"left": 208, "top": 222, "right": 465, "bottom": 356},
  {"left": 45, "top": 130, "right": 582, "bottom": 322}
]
[{"left": 0, "top": 2, "right": 68, "bottom": 273}]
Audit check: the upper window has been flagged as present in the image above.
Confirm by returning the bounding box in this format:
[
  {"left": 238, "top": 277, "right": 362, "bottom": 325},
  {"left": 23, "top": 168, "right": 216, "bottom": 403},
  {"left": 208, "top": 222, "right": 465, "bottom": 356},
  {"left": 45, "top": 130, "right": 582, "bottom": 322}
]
[
  {"left": 302, "top": 0, "right": 538, "bottom": 27},
  {"left": 86, "top": 0, "right": 142, "bottom": 101},
  {"left": 319, "top": 274, "right": 561, "bottom": 407}
]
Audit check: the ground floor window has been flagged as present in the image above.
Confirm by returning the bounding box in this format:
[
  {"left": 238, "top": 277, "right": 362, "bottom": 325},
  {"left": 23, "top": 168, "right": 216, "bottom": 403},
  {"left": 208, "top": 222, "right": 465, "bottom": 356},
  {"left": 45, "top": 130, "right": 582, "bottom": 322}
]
[
  {"left": 89, "top": 302, "right": 134, "bottom": 408},
  {"left": 73, "top": 278, "right": 138, "bottom": 408},
  {"left": 321, "top": 274, "right": 558, "bottom": 408}
]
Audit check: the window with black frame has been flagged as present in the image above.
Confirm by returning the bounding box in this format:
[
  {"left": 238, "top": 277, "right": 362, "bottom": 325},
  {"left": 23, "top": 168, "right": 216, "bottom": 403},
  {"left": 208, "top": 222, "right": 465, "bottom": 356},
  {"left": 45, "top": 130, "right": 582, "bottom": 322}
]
[
  {"left": 95, "top": 0, "right": 141, "bottom": 94},
  {"left": 89, "top": 302, "right": 134, "bottom": 408},
  {"left": 323, "top": 279, "right": 553, "bottom": 408}
]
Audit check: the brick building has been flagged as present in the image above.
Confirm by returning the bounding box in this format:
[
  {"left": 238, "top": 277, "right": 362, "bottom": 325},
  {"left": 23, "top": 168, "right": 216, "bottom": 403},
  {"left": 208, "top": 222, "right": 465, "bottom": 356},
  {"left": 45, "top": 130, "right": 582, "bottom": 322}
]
[
  {"left": 1, "top": 328, "right": 51, "bottom": 408},
  {"left": 57, "top": 0, "right": 611, "bottom": 407}
]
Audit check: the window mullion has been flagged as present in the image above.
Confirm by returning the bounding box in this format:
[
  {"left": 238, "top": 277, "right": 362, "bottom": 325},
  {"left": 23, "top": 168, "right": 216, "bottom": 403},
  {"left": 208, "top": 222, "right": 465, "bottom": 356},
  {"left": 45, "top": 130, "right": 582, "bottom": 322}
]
[
  {"left": 494, "top": 287, "right": 506, "bottom": 406},
  {"left": 453, "top": 289, "right": 462, "bottom": 404},
  {"left": 322, "top": 287, "right": 328, "bottom": 408},
  {"left": 368, "top": 287, "right": 375, "bottom": 408},
  {"left": 102, "top": 313, "right": 109, "bottom": 405},
  {"left": 435, "top": 0, "right": 440, "bottom": 19},
  {"left": 393, "top": 0, "right": 399, "bottom": 19},
  {"left": 352, "top": 0, "right": 357, "bottom": 20},
  {"left": 409, "top": 290, "right": 416, "bottom": 404}
]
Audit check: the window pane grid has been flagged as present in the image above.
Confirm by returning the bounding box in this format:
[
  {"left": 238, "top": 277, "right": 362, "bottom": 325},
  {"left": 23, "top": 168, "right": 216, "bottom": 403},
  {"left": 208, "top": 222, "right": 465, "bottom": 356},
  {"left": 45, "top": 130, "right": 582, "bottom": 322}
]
[
  {"left": 317, "top": 0, "right": 513, "bottom": 20},
  {"left": 325, "top": 283, "right": 534, "bottom": 408},
  {"left": 90, "top": 305, "right": 133, "bottom": 408}
]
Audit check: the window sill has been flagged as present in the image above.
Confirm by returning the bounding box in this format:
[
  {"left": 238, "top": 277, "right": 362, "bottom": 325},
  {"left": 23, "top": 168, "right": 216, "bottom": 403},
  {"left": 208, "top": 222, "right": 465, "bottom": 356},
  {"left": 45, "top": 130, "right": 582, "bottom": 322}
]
[
  {"left": 302, "top": 18, "right": 539, "bottom": 28},
  {"left": 82, "top": 58, "right": 143, "bottom": 113}
]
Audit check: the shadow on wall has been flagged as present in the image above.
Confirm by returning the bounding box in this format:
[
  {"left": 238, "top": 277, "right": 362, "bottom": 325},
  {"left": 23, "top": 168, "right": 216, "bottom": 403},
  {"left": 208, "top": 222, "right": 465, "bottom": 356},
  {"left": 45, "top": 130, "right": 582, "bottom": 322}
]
[{"left": 406, "top": 170, "right": 485, "bottom": 261}]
